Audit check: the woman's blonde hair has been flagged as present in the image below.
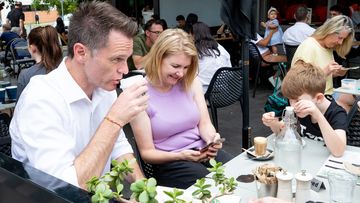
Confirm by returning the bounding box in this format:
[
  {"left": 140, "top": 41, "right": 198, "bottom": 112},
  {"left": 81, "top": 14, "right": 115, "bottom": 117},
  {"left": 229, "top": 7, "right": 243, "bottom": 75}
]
[
  {"left": 143, "top": 29, "right": 198, "bottom": 91},
  {"left": 312, "top": 15, "right": 354, "bottom": 58}
]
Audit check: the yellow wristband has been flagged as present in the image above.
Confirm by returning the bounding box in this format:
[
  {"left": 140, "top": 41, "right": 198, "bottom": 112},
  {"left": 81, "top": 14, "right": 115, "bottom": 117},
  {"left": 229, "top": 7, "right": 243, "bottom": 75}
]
[{"left": 104, "top": 116, "right": 123, "bottom": 128}]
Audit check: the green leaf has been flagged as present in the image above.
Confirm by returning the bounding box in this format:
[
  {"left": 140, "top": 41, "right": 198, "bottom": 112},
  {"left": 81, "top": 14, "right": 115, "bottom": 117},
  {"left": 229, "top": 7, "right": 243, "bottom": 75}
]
[
  {"left": 147, "top": 177, "right": 157, "bottom": 187},
  {"left": 139, "top": 190, "right": 150, "bottom": 203},
  {"left": 116, "top": 184, "right": 124, "bottom": 193},
  {"left": 209, "top": 159, "right": 216, "bottom": 166}
]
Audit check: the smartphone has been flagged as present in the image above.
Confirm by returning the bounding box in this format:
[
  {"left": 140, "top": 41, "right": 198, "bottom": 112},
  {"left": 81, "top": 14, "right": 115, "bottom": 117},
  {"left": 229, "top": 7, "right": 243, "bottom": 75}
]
[{"left": 199, "top": 138, "right": 226, "bottom": 153}]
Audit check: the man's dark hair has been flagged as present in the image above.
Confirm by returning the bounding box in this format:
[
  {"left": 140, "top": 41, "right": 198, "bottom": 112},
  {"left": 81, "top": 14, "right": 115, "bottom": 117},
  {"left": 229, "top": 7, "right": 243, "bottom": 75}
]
[
  {"left": 186, "top": 13, "right": 198, "bottom": 24},
  {"left": 176, "top": 15, "right": 185, "bottom": 21},
  {"left": 67, "top": 1, "right": 138, "bottom": 58},
  {"left": 295, "top": 6, "right": 308, "bottom": 21},
  {"left": 144, "top": 19, "right": 164, "bottom": 31},
  {"left": 330, "top": 4, "right": 350, "bottom": 16}
]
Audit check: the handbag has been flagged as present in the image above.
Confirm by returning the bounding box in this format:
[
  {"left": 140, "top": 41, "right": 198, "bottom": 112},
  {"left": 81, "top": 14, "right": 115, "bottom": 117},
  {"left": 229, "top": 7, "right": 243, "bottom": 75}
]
[{"left": 264, "top": 64, "right": 289, "bottom": 117}]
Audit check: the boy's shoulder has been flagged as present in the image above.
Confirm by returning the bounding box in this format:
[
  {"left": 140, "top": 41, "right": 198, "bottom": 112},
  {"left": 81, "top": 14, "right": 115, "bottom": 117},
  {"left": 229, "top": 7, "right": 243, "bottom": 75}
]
[{"left": 324, "top": 99, "right": 347, "bottom": 119}]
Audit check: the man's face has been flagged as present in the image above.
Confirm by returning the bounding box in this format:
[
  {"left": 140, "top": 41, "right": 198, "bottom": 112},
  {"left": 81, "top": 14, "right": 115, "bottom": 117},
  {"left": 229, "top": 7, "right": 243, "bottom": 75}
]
[
  {"left": 330, "top": 10, "right": 341, "bottom": 18},
  {"left": 177, "top": 20, "right": 185, "bottom": 28},
  {"left": 83, "top": 30, "right": 133, "bottom": 91},
  {"left": 146, "top": 23, "right": 163, "bottom": 45},
  {"left": 323, "top": 29, "right": 350, "bottom": 49}
]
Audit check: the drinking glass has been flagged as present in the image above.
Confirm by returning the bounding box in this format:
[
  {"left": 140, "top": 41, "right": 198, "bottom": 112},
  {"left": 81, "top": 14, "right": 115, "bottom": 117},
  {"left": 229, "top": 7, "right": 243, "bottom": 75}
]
[{"left": 328, "top": 169, "right": 357, "bottom": 203}]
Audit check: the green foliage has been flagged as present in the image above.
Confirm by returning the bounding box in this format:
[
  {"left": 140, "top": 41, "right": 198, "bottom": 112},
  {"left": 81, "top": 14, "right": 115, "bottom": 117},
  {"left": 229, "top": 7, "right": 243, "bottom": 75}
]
[
  {"left": 86, "top": 159, "right": 136, "bottom": 203},
  {"left": 31, "top": 0, "right": 79, "bottom": 15},
  {"left": 193, "top": 159, "right": 238, "bottom": 202},
  {"left": 130, "top": 178, "right": 158, "bottom": 203},
  {"left": 163, "top": 188, "right": 187, "bottom": 203},
  {"left": 192, "top": 178, "right": 212, "bottom": 201}
]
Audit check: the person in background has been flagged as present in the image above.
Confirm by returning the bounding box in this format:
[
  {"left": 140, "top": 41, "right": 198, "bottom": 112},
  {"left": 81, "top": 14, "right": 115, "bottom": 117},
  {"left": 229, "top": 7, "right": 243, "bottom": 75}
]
[
  {"left": 6, "top": 1, "right": 25, "bottom": 37},
  {"left": 130, "top": 29, "right": 233, "bottom": 189},
  {"left": 261, "top": 7, "right": 284, "bottom": 55},
  {"left": 127, "top": 19, "right": 165, "bottom": 71},
  {"left": 251, "top": 30, "right": 287, "bottom": 63},
  {"left": 192, "top": 22, "right": 231, "bottom": 93},
  {"left": 263, "top": 60, "right": 347, "bottom": 157},
  {"left": 10, "top": 1, "right": 147, "bottom": 189},
  {"left": 35, "top": 13, "right": 39, "bottom": 24},
  {"left": 176, "top": 15, "right": 186, "bottom": 29},
  {"left": 329, "top": 4, "right": 350, "bottom": 18},
  {"left": 0, "top": 23, "right": 20, "bottom": 46},
  {"left": 55, "top": 17, "right": 68, "bottom": 45},
  {"left": 282, "top": 6, "right": 315, "bottom": 46},
  {"left": 16, "top": 26, "right": 63, "bottom": 100},
  {"left": 292, "top": 15, "right": 354, "bottom": 112},
  {"left": 184, "top": 13, "right": 198, "bottom": 34}
]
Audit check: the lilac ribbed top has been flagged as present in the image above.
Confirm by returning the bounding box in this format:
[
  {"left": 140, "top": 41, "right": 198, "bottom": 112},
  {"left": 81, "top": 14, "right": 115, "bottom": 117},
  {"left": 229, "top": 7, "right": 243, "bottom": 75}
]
[{"left": 146, "top": 82, "right": 206, "bottom": 152}]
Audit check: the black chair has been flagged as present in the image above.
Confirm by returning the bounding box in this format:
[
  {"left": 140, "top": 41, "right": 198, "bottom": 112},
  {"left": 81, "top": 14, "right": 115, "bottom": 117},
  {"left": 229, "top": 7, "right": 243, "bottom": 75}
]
[
  {"left": 0, "top": 113, "right": 11, "bottom": 156},
  {"left": 9, "top": 38, "right": 35, "bottom": 77},
  {"left": 284, "top": 44, "right": 298, "bottom": 69},
  {"left": 204, "top": 67, "right": 243, "bottom": 131},
  {"left": 248, "top": 42, "right": 284, "bottom": 98},
  {"left": 346, "top": 96, "right": 360, "bottom": 147}
]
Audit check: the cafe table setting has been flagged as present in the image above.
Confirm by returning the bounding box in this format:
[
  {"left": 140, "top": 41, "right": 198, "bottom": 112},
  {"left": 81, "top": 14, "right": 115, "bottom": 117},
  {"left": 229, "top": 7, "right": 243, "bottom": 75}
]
[{"left": 184, "top": 134, "right": 360, "bottom": 202}]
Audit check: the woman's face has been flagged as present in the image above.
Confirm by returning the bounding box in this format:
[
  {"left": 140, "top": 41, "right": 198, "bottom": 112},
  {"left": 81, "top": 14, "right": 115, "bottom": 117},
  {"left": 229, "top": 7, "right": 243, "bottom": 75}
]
[
  {"left": 160, "top": 52, "right": 191, "bottom": 88},
  {"left": 323, "top": 28, "right": 350, "bottom": 49}
]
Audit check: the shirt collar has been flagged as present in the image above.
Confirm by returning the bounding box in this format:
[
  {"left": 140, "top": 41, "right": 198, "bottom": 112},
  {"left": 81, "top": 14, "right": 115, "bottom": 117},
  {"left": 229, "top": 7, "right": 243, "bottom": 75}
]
[{"left": 52, "top": 57, "right": 109, "bottom": 106}]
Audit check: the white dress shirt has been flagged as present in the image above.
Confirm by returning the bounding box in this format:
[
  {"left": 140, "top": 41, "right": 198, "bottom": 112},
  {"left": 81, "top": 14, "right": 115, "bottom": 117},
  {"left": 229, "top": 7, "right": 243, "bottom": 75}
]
[
  {"left": 282, "top": 22, "right": 315, "bottom": 46},
  {"left": 197, "top": 44, "right": 232, "bottom": 93},
  {"left": 10, "top": 58, "right": 133, "bottom": 187}
]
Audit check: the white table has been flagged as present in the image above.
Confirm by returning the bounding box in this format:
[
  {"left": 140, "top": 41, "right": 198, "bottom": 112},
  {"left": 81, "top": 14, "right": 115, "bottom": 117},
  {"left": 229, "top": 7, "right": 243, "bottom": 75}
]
[{"left": 186, "top": 137, "right": 360, "bottom": 202}]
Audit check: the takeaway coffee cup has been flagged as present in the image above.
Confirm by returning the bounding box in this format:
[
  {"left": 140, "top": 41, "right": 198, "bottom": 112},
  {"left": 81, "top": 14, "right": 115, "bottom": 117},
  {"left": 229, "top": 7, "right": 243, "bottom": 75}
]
[
  {"left": 5, "top": 86, "right": 17, "bottom": 101},
  {"left": 254, "top": 136, "right": 267, "bottom": 156},
  {"left": 120, "top": 75, "right": 145, "bottom": 90}
]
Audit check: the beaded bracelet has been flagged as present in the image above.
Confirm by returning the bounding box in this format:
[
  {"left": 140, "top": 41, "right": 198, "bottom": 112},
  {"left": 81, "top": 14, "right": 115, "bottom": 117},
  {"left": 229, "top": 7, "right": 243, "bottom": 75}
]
[{"left": 104, "top": 116, "right": 123, "bottom": 128}]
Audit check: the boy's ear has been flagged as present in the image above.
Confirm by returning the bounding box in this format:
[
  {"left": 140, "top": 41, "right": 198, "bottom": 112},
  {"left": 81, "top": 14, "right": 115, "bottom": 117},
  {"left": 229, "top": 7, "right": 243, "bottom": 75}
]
[{"left": 314, "top": 93, "right": 325, "bottom": 103}]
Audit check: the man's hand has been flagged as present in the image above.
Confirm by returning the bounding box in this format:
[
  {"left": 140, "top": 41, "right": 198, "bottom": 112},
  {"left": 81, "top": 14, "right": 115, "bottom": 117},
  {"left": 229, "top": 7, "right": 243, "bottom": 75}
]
[{"left": 108, "top": 79, "right": 148, "bottom": 127}]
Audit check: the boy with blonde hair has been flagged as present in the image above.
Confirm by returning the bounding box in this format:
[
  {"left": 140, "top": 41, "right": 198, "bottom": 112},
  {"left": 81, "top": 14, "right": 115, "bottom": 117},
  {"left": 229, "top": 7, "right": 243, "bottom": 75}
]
[{"left": 262, "top": 60, "right": 347, "bottom": 157}]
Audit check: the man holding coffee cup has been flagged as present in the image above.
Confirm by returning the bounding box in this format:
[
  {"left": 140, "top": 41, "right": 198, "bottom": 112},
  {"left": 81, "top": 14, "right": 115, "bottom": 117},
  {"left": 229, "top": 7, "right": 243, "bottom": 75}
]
[{"left": 10, "top": 1, "right": 148, "bottom": 189}]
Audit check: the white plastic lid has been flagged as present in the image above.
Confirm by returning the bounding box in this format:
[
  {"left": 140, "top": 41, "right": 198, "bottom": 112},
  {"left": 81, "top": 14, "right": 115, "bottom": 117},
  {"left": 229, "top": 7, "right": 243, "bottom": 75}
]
[
  {"left": 295, "top": 170, "right": 313, "bottom": 182},
  {"left": 276, "top": 170, "right": 293, "bottom": 181}
]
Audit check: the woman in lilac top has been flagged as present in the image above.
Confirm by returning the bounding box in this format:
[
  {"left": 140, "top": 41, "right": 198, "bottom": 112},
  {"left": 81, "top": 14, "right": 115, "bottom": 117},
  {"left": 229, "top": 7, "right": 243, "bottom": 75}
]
[{"left": 130, "top": 29, "right": 232, "bottom": 189}]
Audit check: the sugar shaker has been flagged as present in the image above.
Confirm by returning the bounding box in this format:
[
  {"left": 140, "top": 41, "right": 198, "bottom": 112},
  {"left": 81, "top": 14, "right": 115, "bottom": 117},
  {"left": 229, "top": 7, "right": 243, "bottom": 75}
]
[
  {"left": 295, "top": 170, "right": 313, "bottom": 203},
  {"left": 276, "top": 169, "right": 293, "bottom": 202}
]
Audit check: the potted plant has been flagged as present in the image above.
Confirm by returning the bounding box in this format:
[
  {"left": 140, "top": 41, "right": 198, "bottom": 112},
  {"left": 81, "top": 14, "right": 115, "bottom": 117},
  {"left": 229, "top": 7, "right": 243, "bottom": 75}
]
[{"left": 86, "top": 159, "right": 239, "bottom": 203}]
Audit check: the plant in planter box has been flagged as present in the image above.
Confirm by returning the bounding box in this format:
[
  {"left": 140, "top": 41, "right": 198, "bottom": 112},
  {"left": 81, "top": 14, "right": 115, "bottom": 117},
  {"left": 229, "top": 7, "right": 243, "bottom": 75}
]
[{"left": 192, "top": 159, "right": 238, "bottom": 202}]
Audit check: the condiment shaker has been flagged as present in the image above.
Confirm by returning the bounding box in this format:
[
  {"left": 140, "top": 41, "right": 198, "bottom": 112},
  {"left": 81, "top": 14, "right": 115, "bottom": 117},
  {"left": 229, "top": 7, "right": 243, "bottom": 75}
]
[
  {"left": 295, "top": 170, "right": 313, "bottom": 203},
  {"left": 276, "top": 169, "right": 293, "bottom": 202}
]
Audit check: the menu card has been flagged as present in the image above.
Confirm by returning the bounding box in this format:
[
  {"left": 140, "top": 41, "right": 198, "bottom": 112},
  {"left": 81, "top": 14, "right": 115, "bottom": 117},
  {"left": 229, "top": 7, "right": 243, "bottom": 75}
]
[{"left": 317, "top": 150, "right": 360, "bottom": 185}]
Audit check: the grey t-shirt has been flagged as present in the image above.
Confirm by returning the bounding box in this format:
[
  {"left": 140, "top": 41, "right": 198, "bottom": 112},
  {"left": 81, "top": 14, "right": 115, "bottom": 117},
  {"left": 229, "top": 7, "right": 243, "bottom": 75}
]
[{"left": 17, "top": 63, "right": 47, "bottom": 100}]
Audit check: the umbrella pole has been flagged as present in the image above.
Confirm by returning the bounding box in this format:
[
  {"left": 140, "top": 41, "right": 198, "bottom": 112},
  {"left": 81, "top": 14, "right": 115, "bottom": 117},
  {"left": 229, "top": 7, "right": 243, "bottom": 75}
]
[{"left": 241, "top": 37, "right": 251, "bottom": 148}]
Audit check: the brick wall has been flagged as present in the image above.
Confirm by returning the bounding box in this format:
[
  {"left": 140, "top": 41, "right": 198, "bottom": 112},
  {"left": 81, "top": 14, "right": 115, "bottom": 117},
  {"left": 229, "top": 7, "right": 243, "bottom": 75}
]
[{"left": 24, "top": 10, "right": 59, "bottom": 24}]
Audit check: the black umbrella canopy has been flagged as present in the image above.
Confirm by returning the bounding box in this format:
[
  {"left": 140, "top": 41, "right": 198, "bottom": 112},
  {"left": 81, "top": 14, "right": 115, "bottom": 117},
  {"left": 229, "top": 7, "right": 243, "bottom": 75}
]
[{"left": 220, "top": 0, "right": 258, "bottom": 40}]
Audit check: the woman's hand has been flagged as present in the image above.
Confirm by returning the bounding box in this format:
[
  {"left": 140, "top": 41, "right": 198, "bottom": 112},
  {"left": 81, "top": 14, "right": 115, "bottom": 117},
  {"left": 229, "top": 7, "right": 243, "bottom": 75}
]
[
  {"left": 181, "top": 149, "right": 208, "bottom": 162},
  {"left": 323, "top": 61, "right": 342, "bottom": 76}
]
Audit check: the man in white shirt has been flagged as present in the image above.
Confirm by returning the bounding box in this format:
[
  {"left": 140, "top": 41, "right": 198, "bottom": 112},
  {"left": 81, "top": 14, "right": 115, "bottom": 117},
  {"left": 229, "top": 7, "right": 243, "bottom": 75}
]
[
  {"left": 10, "top": 1, "right": 148, "bottom": 189},
  {"left": 282, "top": 6, "right": 315, "bottom": 46}
]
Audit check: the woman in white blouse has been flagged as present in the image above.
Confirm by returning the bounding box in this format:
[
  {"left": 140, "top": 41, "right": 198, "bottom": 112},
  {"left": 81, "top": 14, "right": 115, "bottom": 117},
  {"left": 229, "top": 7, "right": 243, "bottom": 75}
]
[{"left": 192, "top": 22, "right": 232, "bottom": 93}]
